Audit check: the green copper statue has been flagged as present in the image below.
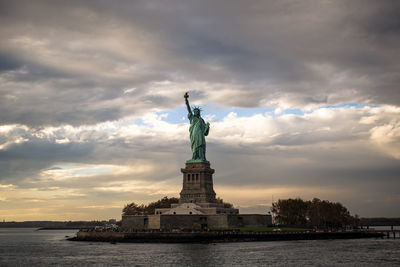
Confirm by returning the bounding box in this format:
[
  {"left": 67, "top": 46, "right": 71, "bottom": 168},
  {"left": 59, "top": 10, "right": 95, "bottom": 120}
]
[{"left": 184, "top": 92, "right": 210, "bottom": 163}]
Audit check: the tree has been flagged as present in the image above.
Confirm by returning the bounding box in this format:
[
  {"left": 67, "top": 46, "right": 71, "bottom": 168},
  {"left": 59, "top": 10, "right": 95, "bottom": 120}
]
[
  {"left": 217, "top": 197, "right": 234, "bottom": 208},
  {"left": 271, "top": 197, "right": 356, "bottom": 228},
  {"left": 271, "top": 198, "right": 308, "bottom": 225},
  {"left": 307, "top": 198, "right": 353, "bottom": 228},
  {"left": 122, "top": 202, "right": 146, "bottom": 215}
]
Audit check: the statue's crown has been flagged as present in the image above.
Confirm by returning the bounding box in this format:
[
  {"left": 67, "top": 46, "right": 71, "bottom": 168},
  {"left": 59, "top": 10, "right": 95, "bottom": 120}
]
[{"left": 193, "top": 106, "right": 202, "bottom": 112}]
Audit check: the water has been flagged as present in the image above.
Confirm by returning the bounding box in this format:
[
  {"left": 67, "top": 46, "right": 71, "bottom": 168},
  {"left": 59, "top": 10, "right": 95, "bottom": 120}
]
[{"left": 0, "top": 228, "right": 399, "bottom": 266}]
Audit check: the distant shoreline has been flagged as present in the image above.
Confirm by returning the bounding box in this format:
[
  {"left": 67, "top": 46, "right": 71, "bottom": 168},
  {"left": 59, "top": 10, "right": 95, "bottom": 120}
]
[{"left": 36, "top": 227, "right": 84, "bottom": 230}]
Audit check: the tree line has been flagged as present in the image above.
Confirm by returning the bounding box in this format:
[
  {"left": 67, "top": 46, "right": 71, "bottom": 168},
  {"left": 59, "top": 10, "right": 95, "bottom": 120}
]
[{"left": 271, "top": 198, "right": 359, "bottom": 228}]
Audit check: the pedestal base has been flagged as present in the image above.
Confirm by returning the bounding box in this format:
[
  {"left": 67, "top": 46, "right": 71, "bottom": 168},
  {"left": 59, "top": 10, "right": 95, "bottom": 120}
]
[{"left": 180, "top": 162, "right": 216, "bottom": 204}]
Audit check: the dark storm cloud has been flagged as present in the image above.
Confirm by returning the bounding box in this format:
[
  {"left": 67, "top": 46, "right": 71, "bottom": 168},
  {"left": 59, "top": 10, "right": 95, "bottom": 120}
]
[
  {"left": 0, "top": 139, "right": 95, "bottom": 183},
  {"left": 0, "top": 53, "right": 24, "bottom": 72}
]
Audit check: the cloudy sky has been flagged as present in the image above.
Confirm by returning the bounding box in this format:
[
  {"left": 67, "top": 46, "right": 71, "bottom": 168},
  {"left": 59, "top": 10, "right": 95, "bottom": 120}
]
[{"left": 0, "top": 0, "right": 399, "bottom": 221}]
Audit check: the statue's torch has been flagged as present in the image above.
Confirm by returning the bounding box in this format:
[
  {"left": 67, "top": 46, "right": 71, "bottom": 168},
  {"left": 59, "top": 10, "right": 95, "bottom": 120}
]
[{"left": 184, "top": 91, "right": 189, "bottom": 99}]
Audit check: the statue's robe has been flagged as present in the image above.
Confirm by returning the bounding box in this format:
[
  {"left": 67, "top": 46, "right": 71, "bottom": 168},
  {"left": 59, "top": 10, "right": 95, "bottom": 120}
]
[{"left": 188, "top": 113, "right": 209, "bottom": 160}]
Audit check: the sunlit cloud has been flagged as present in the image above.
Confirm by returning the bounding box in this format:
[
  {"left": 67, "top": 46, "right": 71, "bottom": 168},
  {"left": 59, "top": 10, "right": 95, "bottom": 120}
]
[
  {"left": 40, "top": 164, "right": 136, "bottom": 181},
  {"left": 94, "top": 180, "right": 180, "bottom": 195},
  {"left": 0, "top": 184, "right": 16, "bottom": 189}
]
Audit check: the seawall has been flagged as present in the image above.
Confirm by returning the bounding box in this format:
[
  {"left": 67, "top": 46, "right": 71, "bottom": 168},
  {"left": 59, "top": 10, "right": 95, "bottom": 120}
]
[{"left": 69, "top": 231, "right": 384, "bottom": 243}]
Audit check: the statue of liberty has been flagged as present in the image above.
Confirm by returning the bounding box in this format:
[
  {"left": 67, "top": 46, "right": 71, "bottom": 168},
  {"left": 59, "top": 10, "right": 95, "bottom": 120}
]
[{"left": 184, "top": 92, "right": 210, "bottom": 163}]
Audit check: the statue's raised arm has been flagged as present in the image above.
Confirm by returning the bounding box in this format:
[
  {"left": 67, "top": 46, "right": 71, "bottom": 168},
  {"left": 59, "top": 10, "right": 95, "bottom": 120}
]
[{"left": 184, "top": 92, "right": 192, "bottom": 115}]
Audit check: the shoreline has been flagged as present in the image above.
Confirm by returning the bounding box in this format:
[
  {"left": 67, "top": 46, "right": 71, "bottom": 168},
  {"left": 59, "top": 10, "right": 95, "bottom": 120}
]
[
  {"left": 36, "top": 227, "right": 85, "bottom": 230},
  {"left": 69, "top": 230, "right": 384, "bottom": 243}
]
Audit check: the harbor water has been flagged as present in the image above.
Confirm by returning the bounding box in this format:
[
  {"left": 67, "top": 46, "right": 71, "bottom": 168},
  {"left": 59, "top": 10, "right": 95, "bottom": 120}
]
[{"left": 0, "top": 228, "right": 399, "bottom": 266}]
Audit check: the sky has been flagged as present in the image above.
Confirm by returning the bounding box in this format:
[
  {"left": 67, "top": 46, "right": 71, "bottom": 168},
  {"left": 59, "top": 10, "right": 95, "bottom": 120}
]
[{"left": 0, "top": 0, "right": 399, "bottom": 221}]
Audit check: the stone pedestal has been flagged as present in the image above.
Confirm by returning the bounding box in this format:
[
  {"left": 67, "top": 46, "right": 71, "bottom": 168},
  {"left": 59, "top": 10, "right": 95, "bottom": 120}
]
[{"left": 179, "top": 162, "right": 216, "bottom": 204}]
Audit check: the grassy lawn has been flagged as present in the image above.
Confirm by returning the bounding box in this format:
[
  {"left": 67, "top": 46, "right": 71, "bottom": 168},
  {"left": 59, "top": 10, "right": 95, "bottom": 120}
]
[{"left": 209, "top": 227, "right": 312, "bottom": 232}]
